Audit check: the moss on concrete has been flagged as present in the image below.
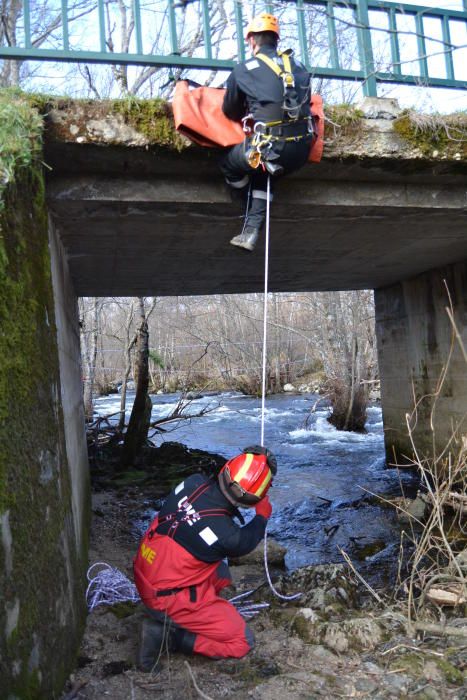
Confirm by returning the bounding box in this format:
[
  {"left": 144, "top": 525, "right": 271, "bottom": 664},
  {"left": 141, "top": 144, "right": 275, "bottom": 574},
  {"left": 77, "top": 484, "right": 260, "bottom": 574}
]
[
  {"left": 23, "top": 92, "right": 187, "bottom": 150},
  {"left": 112, "top": 97, "right": 186, "bottom": 150},
  {"left": 394, "top": 111, "right": 467, "bottom": 159},
  {"left": 0, "top": 91, "right": 87, "bottom": 699}
]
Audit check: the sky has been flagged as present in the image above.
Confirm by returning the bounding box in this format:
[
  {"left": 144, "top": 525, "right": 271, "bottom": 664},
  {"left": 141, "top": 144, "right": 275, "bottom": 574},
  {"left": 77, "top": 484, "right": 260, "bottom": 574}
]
[{"left": 8, "top": 0, "right": 467, "bottom": 113}]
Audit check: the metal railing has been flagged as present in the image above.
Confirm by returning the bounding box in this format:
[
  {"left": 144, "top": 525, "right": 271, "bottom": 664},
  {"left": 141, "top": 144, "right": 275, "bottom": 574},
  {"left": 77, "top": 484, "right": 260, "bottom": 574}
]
[{"left": 1, "top": 0, "right": 466, "bottom": 96}]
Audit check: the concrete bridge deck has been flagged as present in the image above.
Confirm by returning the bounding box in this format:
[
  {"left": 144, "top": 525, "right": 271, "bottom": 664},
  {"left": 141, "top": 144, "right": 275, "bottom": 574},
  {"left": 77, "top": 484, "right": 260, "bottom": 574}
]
[{"left": 44, "top": 99, "right": 467, "bottom": 297}]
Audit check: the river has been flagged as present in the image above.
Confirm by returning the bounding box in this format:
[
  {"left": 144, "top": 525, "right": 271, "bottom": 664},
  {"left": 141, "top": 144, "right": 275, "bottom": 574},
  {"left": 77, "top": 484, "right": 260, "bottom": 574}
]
[{"left": 94, "top": 391, "right": 417, "bottom": 584}]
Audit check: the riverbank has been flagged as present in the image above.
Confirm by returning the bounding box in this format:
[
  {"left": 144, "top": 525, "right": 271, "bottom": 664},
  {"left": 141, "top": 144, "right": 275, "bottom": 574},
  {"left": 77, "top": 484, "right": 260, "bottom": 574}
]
[{"left": 61, "top": 446, "right": 466, "bottom": 700}]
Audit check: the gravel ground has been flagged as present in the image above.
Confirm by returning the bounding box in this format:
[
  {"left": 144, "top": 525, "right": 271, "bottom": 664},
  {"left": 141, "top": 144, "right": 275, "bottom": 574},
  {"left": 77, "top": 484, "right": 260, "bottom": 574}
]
[{"left": 60, "top": 489, "right": 467, "bottom": 700}]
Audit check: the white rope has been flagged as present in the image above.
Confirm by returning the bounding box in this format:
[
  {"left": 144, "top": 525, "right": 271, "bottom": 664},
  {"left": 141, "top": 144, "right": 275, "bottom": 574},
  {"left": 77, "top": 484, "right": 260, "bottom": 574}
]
[
  {"left": 86, "top": 562, "right": 140, "bottom": 611},
  {"left": 260, "top": 175, "right": 271, "bottom": 448},
  {"left": 259, "top": 174, "right": 302, "bottom": 602},
  {"left": 263, "top": 529, "right": 302, "bottom": 601}
]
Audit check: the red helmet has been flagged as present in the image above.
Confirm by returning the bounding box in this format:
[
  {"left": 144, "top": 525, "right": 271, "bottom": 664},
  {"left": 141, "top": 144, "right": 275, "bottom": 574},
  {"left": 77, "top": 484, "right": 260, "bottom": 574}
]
[{"left": 218, "top": 450, "right": 274, "bottom": 506}]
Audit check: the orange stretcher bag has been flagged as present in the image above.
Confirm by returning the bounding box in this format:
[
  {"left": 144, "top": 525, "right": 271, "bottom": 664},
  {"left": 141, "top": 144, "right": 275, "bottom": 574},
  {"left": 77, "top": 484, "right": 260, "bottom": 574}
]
[{"left": 172, "top": 80, "right": 324, "bottom": 163}]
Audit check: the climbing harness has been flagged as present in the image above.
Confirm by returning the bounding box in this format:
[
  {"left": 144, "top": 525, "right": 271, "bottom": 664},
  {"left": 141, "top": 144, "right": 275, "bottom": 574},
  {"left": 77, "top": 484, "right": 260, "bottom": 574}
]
[
  {"left": 245, "top": 51, "right": 315, "bottom": 170},
  {"left": 256, "top": 50, "right": 303, "bottom": 121}
]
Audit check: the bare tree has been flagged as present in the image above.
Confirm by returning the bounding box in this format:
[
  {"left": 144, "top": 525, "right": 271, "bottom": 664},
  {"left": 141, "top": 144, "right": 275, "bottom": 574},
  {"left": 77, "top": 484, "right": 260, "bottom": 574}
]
[{"left": 120, "top": 296, "right": 157, "bottom": 467}]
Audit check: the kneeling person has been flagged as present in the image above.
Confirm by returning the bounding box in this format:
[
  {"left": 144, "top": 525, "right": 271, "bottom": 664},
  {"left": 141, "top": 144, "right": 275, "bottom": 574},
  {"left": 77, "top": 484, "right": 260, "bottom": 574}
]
[{"left": 133, "top": 445, "right": 276, "bottom": 671}]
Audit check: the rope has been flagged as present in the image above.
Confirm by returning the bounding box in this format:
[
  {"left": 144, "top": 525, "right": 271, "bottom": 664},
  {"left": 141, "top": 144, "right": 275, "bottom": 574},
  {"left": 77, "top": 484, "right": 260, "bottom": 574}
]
[
  {"left": 263, "top": 529, "right": 302, "bottom": 600},
  {"left": 259, "top": 174, "right": 302, "bottom": 602},
  {"left": 86, "top": 562, "right": 140, "bottom": 611},
  {"left": 260, "top": 175, "right": 271, "bottom": 448}
]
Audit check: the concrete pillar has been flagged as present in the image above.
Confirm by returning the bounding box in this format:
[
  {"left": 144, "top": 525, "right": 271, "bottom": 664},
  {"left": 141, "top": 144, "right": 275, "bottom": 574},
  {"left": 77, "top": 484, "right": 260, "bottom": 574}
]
[
  {"left": 48, "top": 216, "right": 90, "bottom": 555},
  {"left": 375, "top": 261, "right": 467, "bottom": 466}
]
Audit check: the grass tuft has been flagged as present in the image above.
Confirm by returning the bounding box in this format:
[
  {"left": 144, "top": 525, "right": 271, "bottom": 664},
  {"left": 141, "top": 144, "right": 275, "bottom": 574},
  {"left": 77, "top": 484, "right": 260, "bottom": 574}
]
[{"left": 0, "top": 89, "right": 44, "bottom": 208}]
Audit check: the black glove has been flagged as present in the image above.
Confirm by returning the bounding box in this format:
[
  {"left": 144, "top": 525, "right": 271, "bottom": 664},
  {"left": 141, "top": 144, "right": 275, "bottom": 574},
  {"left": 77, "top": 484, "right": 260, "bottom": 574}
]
[{"left": 242, "top": 445, "right": 277, "bottom": 475}]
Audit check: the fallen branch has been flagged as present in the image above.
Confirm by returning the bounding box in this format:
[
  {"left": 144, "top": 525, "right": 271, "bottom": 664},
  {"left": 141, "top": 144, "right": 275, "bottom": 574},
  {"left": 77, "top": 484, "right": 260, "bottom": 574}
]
[
  {"left": 426, "top": 585, "right": 466, "bottom": 607},
  {"left": 414, "top": 621, "right": 467, "bottom": 638}
]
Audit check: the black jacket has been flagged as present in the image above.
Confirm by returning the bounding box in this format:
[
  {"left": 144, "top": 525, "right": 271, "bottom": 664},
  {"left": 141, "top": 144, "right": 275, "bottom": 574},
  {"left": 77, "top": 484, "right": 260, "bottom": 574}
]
[
  {"left": 222, "top": 45, "right": 311, "bottom": 124},
  {"left": 155, "top": 473, "right": 267, "bottom": 563}
]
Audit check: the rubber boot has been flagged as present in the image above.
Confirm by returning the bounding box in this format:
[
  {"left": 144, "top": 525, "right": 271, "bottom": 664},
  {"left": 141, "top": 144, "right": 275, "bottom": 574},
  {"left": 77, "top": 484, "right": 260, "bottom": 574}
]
[
  {"left": 230, "top": 226, "right": 259, "bottom": 252},
  {"left": 138, "top": 619, "right": 196, "bottom": 672},
  {"left": 138, "top": 618, "right": 168, "bottom": 673}
]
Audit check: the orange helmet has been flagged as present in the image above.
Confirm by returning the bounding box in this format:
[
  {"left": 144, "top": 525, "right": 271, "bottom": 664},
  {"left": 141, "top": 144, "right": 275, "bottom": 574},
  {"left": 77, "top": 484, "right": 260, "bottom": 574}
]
[
  {"left": 218, "top": 448, "right": 276, "bottom": 506},
  {"left": 245, "top": 12, "right": 280, "bottom": 40}
]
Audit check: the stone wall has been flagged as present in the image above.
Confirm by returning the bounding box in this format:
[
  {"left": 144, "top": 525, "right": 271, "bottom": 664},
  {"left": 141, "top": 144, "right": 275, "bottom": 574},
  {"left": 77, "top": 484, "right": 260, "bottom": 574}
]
[
  {"left": 0, "top": 169, "right": 89, "bottom": 698},
  {"left": 375, "top": 261, "right": 467, "bottom": 465}
]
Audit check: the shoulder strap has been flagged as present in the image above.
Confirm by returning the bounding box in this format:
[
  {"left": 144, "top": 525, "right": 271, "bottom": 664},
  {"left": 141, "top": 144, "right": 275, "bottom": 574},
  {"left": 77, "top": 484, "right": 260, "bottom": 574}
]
[
  {"left": 256, "top": 51, "right": 295, "bottom": 88},
  {"left": 256, "top": 52, "right": 282, "bottom": 77}
]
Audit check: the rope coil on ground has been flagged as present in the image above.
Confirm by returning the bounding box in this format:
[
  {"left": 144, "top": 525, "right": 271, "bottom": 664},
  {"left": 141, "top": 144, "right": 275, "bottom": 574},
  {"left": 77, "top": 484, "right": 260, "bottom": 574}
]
[{"left": 86, "top": 562, "right": 140, "bottom": 611}]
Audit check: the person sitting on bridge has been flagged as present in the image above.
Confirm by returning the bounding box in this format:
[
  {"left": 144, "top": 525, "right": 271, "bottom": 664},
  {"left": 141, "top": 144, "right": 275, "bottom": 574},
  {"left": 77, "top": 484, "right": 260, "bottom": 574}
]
[
  {"left": 220, "top": 12, "right": 314, "bottom": 252},
  {"left": 133, "top": 445, "right": 276, "bottom": 672}
]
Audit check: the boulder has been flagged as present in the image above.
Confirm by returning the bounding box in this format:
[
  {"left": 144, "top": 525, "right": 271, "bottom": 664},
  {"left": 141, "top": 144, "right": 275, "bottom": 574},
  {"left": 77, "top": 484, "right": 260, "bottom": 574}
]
[
  {"left": 228, "top": 538, "right": 286, "bottom": 568},
  {"left": 270, "top": 564, "right": 359, "bottom": 610},
  {"left": 283, "top": 383, "right": 296, "bottom": 392},
  {"left": 322, "top": 618, "right": 384, "bottom": 653}
]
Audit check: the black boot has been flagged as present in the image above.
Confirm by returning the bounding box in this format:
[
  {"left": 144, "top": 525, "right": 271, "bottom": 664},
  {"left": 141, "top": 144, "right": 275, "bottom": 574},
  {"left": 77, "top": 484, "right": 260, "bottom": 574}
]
[
  {"left": 138, "top": 618, "right": 168, "bottom": 673},
  {"left": 230, "top": 226, "right": 259, "bottom": 252},
  {"left": 138, "top": 618, "right": 196, "bottom": 673}
]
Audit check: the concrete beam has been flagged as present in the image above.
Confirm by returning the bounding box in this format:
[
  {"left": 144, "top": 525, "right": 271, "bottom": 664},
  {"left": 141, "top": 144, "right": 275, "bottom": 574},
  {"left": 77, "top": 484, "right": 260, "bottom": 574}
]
[{"left": 43, "top": 99, "right": 467, "bottom": 297}]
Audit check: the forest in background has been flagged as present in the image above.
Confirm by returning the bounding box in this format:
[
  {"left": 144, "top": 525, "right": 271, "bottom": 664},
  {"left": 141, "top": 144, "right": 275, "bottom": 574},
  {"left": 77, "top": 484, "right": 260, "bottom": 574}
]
[{"left": 80, "top": 290, "right": 378, "bottom": 434}]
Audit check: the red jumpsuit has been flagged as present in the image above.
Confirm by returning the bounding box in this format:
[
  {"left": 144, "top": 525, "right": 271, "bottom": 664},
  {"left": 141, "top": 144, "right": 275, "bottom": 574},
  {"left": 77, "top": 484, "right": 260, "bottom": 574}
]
[{"left": 134, "top": 473, "right": 267, "bottom": 658}]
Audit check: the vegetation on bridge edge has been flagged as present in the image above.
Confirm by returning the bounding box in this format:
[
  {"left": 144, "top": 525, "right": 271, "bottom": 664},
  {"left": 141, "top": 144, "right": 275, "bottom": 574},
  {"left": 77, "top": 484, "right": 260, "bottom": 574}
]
[
  {"left": 2, "top": 88, "right": 466, "bottom": 161},
  {"left": 0, "top": 88, "right": 44, "bottom": 210},
  {"left": 394, "top": 110, "right": 467, "bottom": 159}
]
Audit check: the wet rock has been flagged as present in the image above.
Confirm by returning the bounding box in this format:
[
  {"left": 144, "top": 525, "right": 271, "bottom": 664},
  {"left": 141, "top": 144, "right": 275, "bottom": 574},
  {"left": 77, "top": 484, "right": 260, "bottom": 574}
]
[
  {"left": 270, "top": 564, "right": 358, "bottom": 610},
  {"left": 229, "top": 539, "right": 286, "bottom": 567},
  {"left": 397, "top": 492, "right": 430, "bottom": 523},
  {"left": 322, "top": 617, "right": 384, "bottom": 653},
  {"left": 185, "top": 391, "right": 202, "bottom": 400}
]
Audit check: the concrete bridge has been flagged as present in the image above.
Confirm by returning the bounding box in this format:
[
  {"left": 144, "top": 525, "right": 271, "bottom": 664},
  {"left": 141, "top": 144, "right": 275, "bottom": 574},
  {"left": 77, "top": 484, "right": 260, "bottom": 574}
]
[
  {"left": 1, "top": 95, "right": 466, "bottom": 698},
  {"left": 45, "top": 97, "right": 467, "bottom": 463}
]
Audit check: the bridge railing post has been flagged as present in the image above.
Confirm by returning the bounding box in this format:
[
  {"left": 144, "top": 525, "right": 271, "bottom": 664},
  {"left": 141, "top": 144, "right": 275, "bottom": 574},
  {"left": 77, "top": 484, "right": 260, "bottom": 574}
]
[{"left": 355, "top": 0, "right": 377, "bottom": 97}]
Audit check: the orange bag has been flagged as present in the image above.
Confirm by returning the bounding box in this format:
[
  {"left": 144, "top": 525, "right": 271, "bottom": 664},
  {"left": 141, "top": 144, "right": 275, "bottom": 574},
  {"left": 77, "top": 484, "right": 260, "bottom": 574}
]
[{"left": 172, "top": 80, "right": 324, "bottom": 163}]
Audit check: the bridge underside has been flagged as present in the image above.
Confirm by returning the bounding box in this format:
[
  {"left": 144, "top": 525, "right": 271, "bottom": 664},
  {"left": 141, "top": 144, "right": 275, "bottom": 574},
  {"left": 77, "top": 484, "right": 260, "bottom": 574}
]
[{"left": 45, "top": 142, "right": 467, "bottom": 297}]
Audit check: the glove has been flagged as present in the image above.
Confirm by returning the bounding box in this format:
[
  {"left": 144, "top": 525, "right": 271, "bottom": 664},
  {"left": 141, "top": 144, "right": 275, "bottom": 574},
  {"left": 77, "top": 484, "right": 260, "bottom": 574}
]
[
  {"left": 255, "top": 496, "right": 272, "bottom": 520},
  {"left": 242, "top": 445, "right": 277, "bottom": 475}
]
